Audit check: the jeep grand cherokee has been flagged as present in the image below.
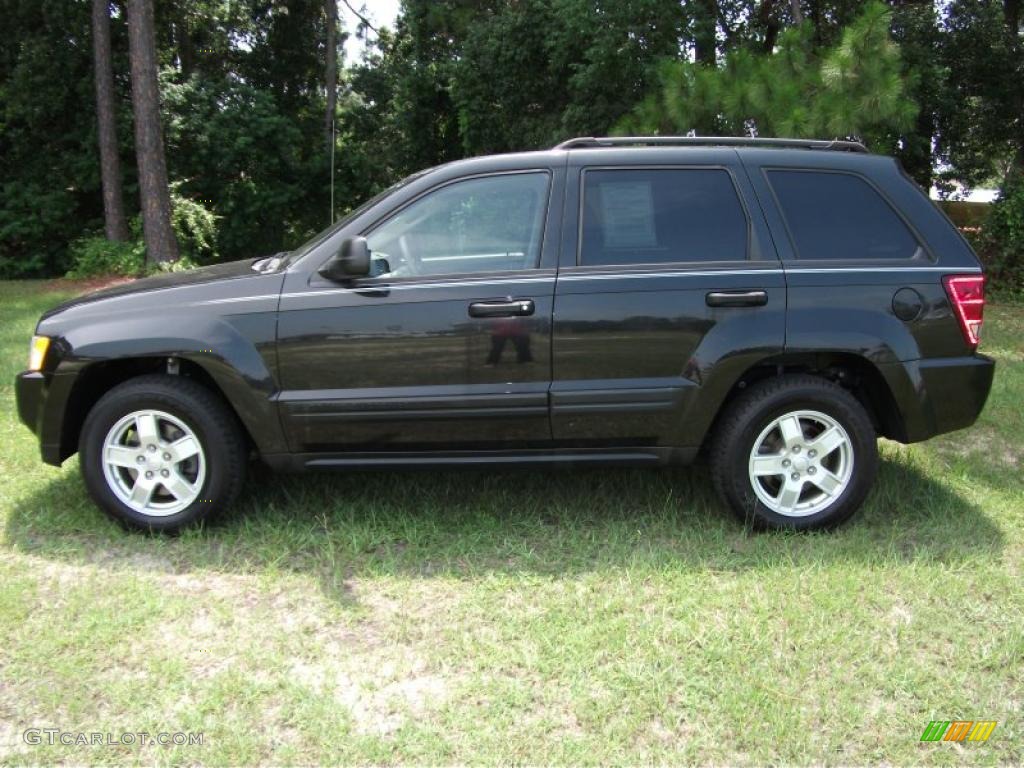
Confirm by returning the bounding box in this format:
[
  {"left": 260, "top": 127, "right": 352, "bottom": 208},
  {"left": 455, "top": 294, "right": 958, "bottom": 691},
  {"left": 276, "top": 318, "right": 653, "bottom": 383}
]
[{"left": 16, "top": 136, "right": 995, "bottom": 531}]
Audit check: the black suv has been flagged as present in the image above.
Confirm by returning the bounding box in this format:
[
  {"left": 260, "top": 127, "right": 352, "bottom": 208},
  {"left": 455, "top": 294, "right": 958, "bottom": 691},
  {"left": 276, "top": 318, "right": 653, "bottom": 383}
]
[{"left": 16, "top": 137, "right": 994, "bottom": 532}]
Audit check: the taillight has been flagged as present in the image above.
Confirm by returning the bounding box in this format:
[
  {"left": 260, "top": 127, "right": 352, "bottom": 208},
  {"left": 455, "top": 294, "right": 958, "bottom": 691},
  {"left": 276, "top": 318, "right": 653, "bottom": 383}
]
[{"left": 943, "top": 274, "right": 986, "bottom": 348}]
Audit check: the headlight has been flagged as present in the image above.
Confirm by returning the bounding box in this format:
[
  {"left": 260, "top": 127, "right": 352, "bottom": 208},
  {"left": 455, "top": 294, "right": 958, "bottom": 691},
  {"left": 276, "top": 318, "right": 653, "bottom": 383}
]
[{"left": 28, "top": 335, "right": 50, "bottom": 371}]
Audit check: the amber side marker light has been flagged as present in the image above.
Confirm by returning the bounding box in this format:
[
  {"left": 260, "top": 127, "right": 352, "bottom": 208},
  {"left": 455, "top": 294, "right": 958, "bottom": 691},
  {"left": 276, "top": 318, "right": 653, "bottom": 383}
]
[
  {"left": 943, "top": 274, "right": 986, "bottom": 348},
  {"left": 28, "top": 335, "right": 50, "bottom": 371}
]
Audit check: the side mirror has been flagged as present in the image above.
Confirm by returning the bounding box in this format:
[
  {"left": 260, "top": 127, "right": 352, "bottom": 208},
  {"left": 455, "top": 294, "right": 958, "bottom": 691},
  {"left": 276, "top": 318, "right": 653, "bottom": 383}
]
[{"left": 319, "top": 236, "right": 371, "bottom": 281}]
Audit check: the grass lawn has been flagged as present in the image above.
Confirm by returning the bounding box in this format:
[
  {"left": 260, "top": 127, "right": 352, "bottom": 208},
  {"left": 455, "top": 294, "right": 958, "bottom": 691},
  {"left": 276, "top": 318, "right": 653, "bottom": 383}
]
[{"left": 1, "top": 278, "right": 1021, "bottom": 766}]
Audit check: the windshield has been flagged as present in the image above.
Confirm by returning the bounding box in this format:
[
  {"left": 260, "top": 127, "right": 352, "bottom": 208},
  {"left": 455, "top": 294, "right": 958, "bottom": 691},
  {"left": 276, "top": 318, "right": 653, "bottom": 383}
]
[{"left": 288, "top": 169, "right": 434, "bottom": 266}]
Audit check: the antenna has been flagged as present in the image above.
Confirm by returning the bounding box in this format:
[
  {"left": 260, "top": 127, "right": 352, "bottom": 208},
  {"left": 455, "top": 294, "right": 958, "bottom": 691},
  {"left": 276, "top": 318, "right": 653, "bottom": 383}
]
[{"left": 330, "top": 119, "right": 336, "bottom": 224}]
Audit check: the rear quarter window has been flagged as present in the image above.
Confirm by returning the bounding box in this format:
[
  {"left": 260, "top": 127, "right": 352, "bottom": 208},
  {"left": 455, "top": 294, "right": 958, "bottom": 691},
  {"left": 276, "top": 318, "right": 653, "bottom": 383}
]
[{"left": 767, "top": 169, "right": 921, "bottom": 260}]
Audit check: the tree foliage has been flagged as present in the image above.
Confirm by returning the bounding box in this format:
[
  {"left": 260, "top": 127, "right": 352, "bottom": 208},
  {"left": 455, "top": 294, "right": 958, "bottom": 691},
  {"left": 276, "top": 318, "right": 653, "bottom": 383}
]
[
  {"left": 935, "top": 0, "right": 1024, "bottom": 190},
  {"left": 620, "top": 2, "right": 917, "bottom": 151},
  {"left": 0, "top": 0, "right": 1022, "bottom": 279},
  {"left": 981, "top": 177, "right": 1024, "bottom": 290},
  {"left": 0, "top": 0, "right": 105, "bottom": 277},
  {"left": 450, "top": 0, "right": 689, "bottom": 153}
]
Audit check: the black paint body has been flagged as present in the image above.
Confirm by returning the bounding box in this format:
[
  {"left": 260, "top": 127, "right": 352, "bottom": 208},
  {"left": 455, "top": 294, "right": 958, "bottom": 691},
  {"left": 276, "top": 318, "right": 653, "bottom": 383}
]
[{"left": 16, "top": 145, "right": 995, "bottom": 472}]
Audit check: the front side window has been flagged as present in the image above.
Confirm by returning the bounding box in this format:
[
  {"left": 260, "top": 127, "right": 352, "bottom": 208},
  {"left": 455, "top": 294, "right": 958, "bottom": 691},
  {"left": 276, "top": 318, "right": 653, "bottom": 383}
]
[
  {"left": 767, "top": 170, "right": 921, "bottom": 260},
  {"left": 580, "top": 168, "right": 748, "bottom": 266},
  {"left": 365, "top": 172, "right": 549, "bottom": 278}
]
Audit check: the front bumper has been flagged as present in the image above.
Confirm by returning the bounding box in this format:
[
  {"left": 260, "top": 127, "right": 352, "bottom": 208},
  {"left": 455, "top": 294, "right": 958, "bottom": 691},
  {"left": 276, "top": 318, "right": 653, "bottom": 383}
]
[
  {"left": 16, "top": 371, "right": 45, "bottom": 435},
  {"left": 880, "top": 354, "right": 996, "bottom": 443},
  {"left": 15, "top": 370, "right": 65, "bottom": 466}
]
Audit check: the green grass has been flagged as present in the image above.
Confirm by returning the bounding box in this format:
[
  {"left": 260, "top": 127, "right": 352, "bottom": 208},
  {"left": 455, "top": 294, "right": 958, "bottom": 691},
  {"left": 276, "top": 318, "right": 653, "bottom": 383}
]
[{"left": 1, "top": 279, "right": 1022, "bottom": 766}]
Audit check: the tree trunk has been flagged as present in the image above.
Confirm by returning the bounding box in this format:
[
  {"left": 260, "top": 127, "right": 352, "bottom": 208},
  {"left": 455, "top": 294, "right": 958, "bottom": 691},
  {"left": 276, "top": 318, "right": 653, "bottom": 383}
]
[
  {"left": 757, "top": 0, "right": 780, "bottom": 53},
  {"left": 790, "top": 0, "right": 804, "bottom": 25},
  {"left": 1005, "top": 0, "right": 1023, "bottom": 180},
  {"left": 126, "top": 0, "right": 179, "bottom": 264},
  {"left": 92, "top": 0, "right": 129, "bottom": 242},
  {"left": 174, "top": 15, "right": 195, "bottom": 78},
  {"left": 810, "top": 0, "right": 823, "bottom": 47},
  {"left": 693, "top": 0, "right": 718, "bottom": 67},
  {"left": 904, "top": 108, "right": 935, "bottom": 190},
  {"left": 324, "top": 0, "right": 338, "bottom": 152},
  {"left": 1005, "top": 0, "right": 1021, "bottom": 36}
]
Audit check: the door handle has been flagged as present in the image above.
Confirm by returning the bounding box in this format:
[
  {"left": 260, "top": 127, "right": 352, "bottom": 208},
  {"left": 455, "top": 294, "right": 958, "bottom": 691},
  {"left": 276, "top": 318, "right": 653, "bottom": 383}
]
[
  {"left": 468, "top": 299, "right": 535, "bottom": 318},
  {"left": 705, "top": 290, "right": 768, "bottom": 308}
]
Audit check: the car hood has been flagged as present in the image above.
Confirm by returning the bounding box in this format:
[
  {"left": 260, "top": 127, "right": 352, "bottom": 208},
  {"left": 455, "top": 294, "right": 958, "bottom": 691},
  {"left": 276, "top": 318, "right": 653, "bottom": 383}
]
[{"left": 41, "top": 258, "right": 275, "bottom": 320}]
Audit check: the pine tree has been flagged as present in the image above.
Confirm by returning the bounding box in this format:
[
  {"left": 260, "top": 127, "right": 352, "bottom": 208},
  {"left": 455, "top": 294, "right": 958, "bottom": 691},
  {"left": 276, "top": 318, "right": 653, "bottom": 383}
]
[
  {"left": 126, "top": 0, "right": 179, "bottom": 264},
  {"left": 619, "top": 1, "right": 917, "bottom": 151},
  {"left": 91, "top": 0, "right": 129, "bottom": 242}
]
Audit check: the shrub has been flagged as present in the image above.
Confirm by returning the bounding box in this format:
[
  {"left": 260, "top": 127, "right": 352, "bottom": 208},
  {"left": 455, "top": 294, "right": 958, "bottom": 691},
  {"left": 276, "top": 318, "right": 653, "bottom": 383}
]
[
  {"left": 148, "top": 255, "right": 199, "bottom": 275},
  {"left": 65, "top": 190, "right": 215, "bottom": 280},
  {"left": 65, "top": 236, "right": 145, "bottom": 279},
  {"left": 170, "top": 184, "right": 220, "bottom": 263},
  {"left": 979, "top": 175, "right": 1024, "bottom": 295}
]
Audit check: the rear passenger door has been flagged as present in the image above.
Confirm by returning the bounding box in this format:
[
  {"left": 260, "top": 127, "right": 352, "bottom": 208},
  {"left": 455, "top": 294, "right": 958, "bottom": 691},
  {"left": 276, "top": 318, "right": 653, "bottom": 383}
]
[{"left": 551, "top": 150, "right": 786, "bottom": 448}]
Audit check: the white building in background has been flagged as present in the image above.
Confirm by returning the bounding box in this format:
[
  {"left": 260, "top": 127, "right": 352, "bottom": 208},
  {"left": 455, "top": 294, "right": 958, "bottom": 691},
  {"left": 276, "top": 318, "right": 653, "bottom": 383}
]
[{"left": 930, "top": 184, "right": 999, "bottom": 203}]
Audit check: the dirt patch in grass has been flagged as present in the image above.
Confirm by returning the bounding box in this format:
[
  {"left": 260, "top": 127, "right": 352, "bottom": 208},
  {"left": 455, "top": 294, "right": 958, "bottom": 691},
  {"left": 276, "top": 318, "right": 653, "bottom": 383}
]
[
  {"left": 0, "top": 720, "right": 26, "bottom": 764},
  {"left": 292, "top": 652, "right": 450, "bottom": 736},
  {"left": 296, "top": 582, "right": 459, "bottom": 736},
  {"left": 147, "top": 565, "right": 457, "bottom": 737},
  {"left": 12, "top": 554, "right": 458, "bottom": 738},
  {"left": 933, "top": 428, "right": 1021, "bottom": 468}
]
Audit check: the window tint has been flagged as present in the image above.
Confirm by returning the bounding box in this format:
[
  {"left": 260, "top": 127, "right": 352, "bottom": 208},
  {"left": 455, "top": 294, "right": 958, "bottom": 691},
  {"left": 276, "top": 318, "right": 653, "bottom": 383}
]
[
  {"left": 767, "top": 170, "right": 920, "bottom": 260},
  {"left": 366, "top": 172, "right": 549, "bottom": 278},
  {"left": 580, "top": 169, "right": 747, "bottom": 266}
]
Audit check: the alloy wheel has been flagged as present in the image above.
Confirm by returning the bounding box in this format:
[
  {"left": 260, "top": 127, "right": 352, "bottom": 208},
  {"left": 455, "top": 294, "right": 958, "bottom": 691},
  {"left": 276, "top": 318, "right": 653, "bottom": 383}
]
[
  {"left": 747, "top": 409, "right": 854, "bottom": 517},
  {"left": 101, "top": 409, "right": 206, "bottom": 516}
]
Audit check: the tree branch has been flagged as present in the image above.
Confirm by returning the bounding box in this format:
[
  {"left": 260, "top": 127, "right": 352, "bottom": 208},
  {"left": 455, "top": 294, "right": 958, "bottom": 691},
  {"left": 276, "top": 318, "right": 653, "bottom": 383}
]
[{"left": 339, "top": 0, "right": 378, "bottom": 35}]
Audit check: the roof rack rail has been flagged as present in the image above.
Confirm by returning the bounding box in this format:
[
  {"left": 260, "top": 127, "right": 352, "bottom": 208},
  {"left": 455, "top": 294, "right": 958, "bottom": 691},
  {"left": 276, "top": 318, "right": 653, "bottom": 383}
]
[{"left": 553, "top": 136, "right": 869, "bottom": 153}]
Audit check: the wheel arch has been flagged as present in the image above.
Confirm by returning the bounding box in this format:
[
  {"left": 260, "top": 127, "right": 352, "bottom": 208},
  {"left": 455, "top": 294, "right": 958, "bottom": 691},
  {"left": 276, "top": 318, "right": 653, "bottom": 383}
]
[
  {"left": 701, "top": 351, "right": 907, "bottom": 449},
  {"left": 57, "top": 356, "right": 265, "bottom": 463},
  {"left": 42, "top": 309, "right": 288, "bottom": 464}
]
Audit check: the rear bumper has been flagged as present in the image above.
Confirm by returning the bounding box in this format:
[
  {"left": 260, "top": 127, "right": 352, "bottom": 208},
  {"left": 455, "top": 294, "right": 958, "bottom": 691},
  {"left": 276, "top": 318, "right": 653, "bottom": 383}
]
[
  {"left": 15, "top": 370, "right": 66, "bottom": 466},
  {"left": 880, "top": 354, "right": 995, "bottom": 443}
]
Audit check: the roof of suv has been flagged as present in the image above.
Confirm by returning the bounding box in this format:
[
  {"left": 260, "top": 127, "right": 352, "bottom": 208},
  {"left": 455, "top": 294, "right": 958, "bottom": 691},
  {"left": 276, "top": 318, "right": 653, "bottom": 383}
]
[{"left": 553, "top": 136, "right": 869, "bottom": 153}]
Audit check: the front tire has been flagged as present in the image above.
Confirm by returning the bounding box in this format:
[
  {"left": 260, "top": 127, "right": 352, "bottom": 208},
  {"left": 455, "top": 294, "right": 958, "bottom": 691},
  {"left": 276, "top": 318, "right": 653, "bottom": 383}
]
[
  {"left": 79, "top": 374, "right": 247, "bottom": 532},
  {"left": 710, "top": 374, "right": 878, "bottom": 530}
]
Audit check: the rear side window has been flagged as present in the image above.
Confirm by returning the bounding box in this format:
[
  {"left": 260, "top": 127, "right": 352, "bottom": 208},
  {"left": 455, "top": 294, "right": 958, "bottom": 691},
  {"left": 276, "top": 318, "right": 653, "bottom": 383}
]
[
  {"left": 580, "top": 169, "right": 748, "bottom": 265},
  {"left": 767, "top": 170, "right": 920, "bottom": 260}
]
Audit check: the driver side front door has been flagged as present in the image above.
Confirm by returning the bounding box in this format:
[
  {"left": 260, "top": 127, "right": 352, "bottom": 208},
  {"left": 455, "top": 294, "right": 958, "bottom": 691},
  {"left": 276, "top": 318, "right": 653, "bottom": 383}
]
[{"left": 275, "top": 169, "right": 561, "bottom": 454}]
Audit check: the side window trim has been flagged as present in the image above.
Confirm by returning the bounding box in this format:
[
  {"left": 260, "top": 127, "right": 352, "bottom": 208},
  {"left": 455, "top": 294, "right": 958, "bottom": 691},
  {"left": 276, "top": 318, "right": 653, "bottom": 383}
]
[
  {"left": 358, "top": 169, "right": 554, "bottom": 280},
  {"left": 761, "top": 166, "right": 934, "bottom": 263},
  {"left": 575, "top": 164, "right": 753, "bottom": 268}
]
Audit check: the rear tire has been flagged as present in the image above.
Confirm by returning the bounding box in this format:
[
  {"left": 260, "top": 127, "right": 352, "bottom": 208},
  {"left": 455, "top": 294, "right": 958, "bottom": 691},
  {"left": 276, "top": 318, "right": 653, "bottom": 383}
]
[
  {"left": 79, "top": 374, "right": 247, "bottom": 532},
  {"left": 710, "top": 374, "right": 878, "bottom": 530}
]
